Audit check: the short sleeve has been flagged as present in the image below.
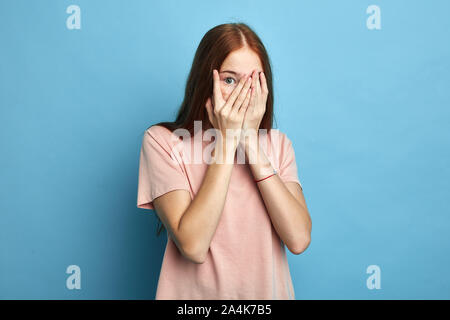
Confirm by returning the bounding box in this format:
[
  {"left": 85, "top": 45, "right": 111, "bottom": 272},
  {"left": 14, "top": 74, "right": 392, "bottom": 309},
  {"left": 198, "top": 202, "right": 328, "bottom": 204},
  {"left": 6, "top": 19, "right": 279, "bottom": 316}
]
[
  {"left": 137, "top": 126, "right": 191, "bottom": 210},
  {"left": 278, "top": 132, "right": 303, "bottom": 190}
]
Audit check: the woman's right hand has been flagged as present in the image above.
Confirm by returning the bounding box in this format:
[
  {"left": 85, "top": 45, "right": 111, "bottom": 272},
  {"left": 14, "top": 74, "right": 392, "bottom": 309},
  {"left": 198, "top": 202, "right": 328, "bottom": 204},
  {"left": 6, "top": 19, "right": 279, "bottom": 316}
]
[{"left": 205, "top": 69, "right": 253, "bottom": 151}]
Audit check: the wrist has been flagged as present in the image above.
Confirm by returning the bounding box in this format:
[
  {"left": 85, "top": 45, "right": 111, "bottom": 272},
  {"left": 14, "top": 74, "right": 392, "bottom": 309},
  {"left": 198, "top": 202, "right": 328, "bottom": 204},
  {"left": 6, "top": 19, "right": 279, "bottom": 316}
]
[
  {"left": 212, "top": 139, "right": 237, "bottom": 164},
  {"left": 240, "top": 128, "right": 259, "bottom": 149},
  {"left": 255, "top": 168, "right": 277, "bottom": 183}
]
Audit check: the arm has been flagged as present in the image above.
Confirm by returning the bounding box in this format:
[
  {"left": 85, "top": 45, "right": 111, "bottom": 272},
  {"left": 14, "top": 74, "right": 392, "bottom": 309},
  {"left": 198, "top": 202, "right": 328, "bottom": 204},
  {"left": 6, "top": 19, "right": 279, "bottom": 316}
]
[
  {"left": 153, "top": 142, "right": 236, "bottom": 264},
  {"left": 243, "top": 138, "right": 312, "bottom": 254},
  {"left": 239, "top": 70, "right": 311, "bottom": 254}
]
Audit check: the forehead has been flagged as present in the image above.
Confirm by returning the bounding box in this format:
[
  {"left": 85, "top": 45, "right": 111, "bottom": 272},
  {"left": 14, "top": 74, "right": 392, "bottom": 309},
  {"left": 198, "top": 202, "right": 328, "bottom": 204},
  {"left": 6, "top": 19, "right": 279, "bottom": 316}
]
[{"left": 220, "top": 47, "right": 263, "bottom": 75}]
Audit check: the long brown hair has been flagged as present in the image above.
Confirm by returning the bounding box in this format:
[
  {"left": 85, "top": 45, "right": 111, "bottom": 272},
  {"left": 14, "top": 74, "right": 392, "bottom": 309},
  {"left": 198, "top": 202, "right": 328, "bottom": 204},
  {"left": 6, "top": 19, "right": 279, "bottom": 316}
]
[{"left": 147, "top": 22, "right": 277, "bottom": 236}]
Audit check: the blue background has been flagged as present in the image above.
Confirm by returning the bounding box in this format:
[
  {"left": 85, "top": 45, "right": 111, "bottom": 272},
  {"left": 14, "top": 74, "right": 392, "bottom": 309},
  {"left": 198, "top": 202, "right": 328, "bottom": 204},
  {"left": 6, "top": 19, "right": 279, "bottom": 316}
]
[{"left": 1, "top": 0, "right": 449, "bottom": 299}]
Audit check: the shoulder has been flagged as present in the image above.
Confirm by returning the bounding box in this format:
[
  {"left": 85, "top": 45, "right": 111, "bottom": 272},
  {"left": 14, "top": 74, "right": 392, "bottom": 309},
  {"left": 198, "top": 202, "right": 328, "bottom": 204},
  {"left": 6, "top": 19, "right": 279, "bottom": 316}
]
[
  {"left": 146, "top": 124, "right": 172, "bottom": 140},
  {"left": 145, "top": 125, "right": 180, "bottom": 145},
  {"left": 267, "top": 128, "right": 292, "bottom": 149},
  {"left": 266, "top": 129, "right": 297, "bottom": 166},
  {"left": 141, "top": 125, "right": 178, "bottom": 155},
  {"left": 143, "top": 125, "right": 191, "bottom": 160}
]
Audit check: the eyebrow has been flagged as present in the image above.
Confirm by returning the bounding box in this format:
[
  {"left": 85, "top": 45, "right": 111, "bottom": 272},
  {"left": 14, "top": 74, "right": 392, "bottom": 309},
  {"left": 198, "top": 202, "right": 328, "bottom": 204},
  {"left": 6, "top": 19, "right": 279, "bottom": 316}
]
[{"left": 220, "top": 70, "right": 243, "bottom": 76}]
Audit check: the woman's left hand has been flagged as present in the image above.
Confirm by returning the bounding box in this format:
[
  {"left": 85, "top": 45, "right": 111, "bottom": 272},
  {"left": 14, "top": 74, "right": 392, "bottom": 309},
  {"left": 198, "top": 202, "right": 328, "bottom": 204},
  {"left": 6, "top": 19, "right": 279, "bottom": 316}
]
[{"left": 240, "top": 70, "right": 268, "bottom": 144}]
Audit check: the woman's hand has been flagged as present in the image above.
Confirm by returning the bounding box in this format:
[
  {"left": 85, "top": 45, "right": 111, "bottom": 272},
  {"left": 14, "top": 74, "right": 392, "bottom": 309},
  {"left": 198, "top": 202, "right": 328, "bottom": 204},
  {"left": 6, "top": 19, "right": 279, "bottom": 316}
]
[
  {"left": 241, "top": 70, "right": 268, "bottom": 141},
  {"left": 205, "top": 69, "right": 253, "bottom": 151}
]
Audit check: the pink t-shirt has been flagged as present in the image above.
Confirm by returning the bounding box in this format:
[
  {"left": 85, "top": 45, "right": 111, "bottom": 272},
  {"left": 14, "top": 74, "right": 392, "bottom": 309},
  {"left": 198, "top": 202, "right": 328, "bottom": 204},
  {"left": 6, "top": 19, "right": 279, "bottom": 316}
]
[{"left": 137, "top": 125, "right": 303, "bottom": 300}]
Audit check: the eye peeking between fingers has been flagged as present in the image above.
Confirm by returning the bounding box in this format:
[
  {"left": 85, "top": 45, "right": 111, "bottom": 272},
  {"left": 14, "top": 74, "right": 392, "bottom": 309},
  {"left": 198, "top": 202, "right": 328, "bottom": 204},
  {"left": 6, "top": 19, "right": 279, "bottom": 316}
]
[{"left": 224, "top": 77, "right": 236, "bottom": 85}]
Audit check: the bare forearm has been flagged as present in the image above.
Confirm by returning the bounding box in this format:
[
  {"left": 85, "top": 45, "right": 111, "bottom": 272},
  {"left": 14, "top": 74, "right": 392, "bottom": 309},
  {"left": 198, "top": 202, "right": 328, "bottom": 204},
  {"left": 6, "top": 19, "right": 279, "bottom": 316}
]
[
  {"left": 257, "top": 174, "right": 311, "bottom": 252},
  {"left": 244, "top": 139, "right": 311, "bottom": 253},
  {"left": 177, "top": 143, "right": 235, "bottom": 262}
]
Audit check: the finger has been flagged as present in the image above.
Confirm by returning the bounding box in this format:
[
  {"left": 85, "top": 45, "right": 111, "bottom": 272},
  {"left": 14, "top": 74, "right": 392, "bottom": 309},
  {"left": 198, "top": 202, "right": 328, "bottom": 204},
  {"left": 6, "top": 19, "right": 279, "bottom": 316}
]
[
  {"left": 212, "top": 69, "right": 223, "bottom": 110},
  {"left": 238, "top": 84, "right": 253, "bottom": 114},
  {"left": 223, "top": 75, "right": 249, "bottom": 113},
  {"left": 251, "top": 70, "right": 258, "bottom": 95},
  {"left": 231, "top": 76, "right": 252, "bottom": 114},
  {"left": 256, "top": 71, "right": 262, "bottom": 96},
  {"left": 260, "top": 71, "right": 268, "bottom": 96},
  {"left": 205, "top": 97, "right": 216, "bottom": 128},
  {"left": 248, "top": 83, "right": 256, "bottom": 109}
]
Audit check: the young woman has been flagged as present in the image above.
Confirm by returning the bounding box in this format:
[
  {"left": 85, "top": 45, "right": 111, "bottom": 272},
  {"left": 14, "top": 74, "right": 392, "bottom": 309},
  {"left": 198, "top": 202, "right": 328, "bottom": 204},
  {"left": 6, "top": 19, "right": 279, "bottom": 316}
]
[{"left": 137, "top": 22, "right": 312, "bottom": 300}]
